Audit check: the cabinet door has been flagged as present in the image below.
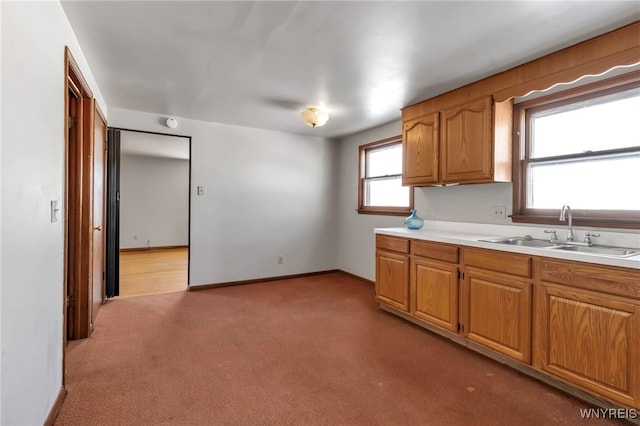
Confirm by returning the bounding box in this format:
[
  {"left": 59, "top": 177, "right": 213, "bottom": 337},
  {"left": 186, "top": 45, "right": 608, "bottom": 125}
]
[
  {"left": 535, "top": 282, "right": 640, "bottom": 408},
  {"left": 402, "top": 113, "right": 439, "bottom": 185},
  {"left": 376, "top": 250, "right": 409, "bottom": 312},
  {"left": 462, "top": 267, "right": 532, "bottom": 363},
  {"left": 441, "top": 96, "right": 493, "bottom": 183},
  {"left": 411, "top": 258, "right": 458, "bottom": 332}
]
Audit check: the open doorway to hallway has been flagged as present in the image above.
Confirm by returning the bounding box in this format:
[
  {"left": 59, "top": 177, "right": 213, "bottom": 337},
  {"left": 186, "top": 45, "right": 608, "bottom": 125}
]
[{"left": 116, "top": 129, "right": 191, "bottom": 297}]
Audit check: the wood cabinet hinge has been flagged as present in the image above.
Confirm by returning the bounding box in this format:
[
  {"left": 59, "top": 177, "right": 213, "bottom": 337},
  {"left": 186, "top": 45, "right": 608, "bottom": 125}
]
[{"left": 66, "top": 294, "right": 74, "bottom": 308}]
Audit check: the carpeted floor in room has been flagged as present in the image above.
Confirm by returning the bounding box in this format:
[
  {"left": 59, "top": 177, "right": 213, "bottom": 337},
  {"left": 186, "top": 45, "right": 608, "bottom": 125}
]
[{"left": 55, "top": 272, "right": 623, "bottom": 425}]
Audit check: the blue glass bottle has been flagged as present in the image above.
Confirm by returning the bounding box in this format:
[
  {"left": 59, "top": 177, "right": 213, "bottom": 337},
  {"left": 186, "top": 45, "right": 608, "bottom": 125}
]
[{"left": 404, "top": 209, "right": 424, "bottom": 230}]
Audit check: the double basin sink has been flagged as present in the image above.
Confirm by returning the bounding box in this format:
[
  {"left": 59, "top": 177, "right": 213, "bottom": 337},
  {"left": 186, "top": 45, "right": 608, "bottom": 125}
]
[{"left": 480, "top": 236, "right": 640, "bottom": 258}]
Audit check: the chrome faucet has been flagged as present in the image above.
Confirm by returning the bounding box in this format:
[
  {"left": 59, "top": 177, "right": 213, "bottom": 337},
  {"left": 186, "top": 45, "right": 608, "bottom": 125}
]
[{"left": 559, "top": 204, "right": 573, "bottom": 242}]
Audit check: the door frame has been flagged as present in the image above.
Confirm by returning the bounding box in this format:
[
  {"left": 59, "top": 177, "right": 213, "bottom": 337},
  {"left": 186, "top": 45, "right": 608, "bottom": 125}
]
[
  {"left": 93, "top": 104, "right": 108, "bottom": 321},
  {"left": 64, "top": 46, "right": 96, "bottom": 349},
  {"left": 105, "top": 127, "right": 192, "bottom": 296}
]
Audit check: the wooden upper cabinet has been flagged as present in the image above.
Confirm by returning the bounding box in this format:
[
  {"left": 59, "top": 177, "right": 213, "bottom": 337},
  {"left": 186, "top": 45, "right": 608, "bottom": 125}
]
[
  {"left": 441, "top": 97, "right": 493, "bottom": 183},
  {"left": 402, "top": 96, "right": 513, "bottom": 186},
  {"left": 402, "top": 113, "right": 439, "bottom": 185}
]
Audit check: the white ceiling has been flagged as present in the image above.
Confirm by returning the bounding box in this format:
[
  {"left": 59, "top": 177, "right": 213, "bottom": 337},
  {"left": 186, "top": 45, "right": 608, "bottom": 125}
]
[{"left": 61, "top": 1, "right": 640, "bottom": 139}]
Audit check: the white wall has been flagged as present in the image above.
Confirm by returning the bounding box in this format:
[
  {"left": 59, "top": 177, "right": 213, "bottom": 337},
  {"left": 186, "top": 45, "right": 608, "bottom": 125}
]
[
  {"left": 336, "top": 120, "right": 519, "bottom": 281},
  {"left": 119, "top": 153, "right": 189, "bottom": 249},
  {"left": 109, "top": 108, "right": 339, "bottom": 286},
  {"left": 414, "top": 183, "right": 513, "bottom": 224},
  {"left": 0, "top": 2, "right": 106, "bottom": 424},
  {"left": 336, "top": 121, "right": 407, "bottom": 280}
]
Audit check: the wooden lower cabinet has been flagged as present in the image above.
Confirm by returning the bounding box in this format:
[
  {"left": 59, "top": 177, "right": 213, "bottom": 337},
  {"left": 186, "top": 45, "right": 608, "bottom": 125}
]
[
  {"left": 462, "top": 267, "right": 532, "bottom": 363},
  {"left": 375, "top": 234, "right": 640, "bottom": 410},
  {"left": 375, "top": 249, "right": 410, "bottom": 312},
  {"left": 534, "top": 259, "right": 640, "bottom": 409},
  {"left": 411, "top": 258, "right": 458, "bottom": 332}
]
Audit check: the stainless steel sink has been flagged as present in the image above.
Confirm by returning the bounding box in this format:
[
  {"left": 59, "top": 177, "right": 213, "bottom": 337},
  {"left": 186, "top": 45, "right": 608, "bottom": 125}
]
[
  {"left": 479, "top": 237, "right": 558, "bottom": 248},
  {"left": 546, "top": 245, "right": 640, "bottom": 258},
  {"left": 479, "top": 236, "right": 640, "bottom": 258}
]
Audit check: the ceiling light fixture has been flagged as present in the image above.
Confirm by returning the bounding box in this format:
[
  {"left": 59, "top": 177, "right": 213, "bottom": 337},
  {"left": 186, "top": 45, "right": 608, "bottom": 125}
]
[{"left": 301, "top": 108, "right": 329, "bottom": 128}]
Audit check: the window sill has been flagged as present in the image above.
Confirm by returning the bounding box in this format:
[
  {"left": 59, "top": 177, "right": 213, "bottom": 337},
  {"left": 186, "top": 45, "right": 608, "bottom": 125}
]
[
  {"left": 357, "top": 207, "right": 412, "bottom": 217},
  {"left": 510, "top": 215, "right": 640, "bottom": 230}
]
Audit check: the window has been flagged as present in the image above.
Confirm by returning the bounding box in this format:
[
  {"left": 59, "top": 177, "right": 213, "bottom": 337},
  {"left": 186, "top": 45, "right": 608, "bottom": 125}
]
[
  {"left": 358, "top": 136, "right": 413, "bottom": 215},
  {"left": 512, "top": 71, "right": 640, "bottom": 229}
]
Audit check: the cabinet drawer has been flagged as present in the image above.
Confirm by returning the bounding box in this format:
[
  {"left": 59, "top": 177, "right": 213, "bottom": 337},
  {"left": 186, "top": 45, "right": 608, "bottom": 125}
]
[
  {"left": 464, "top": 247, "right": 531, "bottom": 278},
  {"left": 412, "top": 240, "right": 459, "bottom": 263},
  {"left": 537, "top": 259, "right": 640, "bottom": 299},
  {"left": 376, "top": 235, "right": 410, "bottom": 254}
]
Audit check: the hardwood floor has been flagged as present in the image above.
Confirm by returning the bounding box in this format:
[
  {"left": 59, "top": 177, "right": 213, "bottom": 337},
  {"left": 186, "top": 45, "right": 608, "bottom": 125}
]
[{"left": 119, "top": 247, "right": 188, "bottom": 297}]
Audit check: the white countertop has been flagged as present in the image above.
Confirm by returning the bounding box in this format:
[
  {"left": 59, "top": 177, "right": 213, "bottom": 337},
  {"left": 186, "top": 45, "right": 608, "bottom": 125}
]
[{"left": 374, "top": 223, "right": 640, "bottom": 270}]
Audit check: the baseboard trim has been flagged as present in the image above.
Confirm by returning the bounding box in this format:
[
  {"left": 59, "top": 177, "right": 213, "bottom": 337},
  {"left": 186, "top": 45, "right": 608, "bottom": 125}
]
[
  {"left": 43, "top": 386, "right": 67, "bottom": 426},
  {"left": 337, "top": 270, "right": 374, "bottom": 285},
  {"left": 188, "top": 269, "right": 340, "bottom": 291},
  {"left": 120, "top": 245, "right": 188, "bottom": 253}
]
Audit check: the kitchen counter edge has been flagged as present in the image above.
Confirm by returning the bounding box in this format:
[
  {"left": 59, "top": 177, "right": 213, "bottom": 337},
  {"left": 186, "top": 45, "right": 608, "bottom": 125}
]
[{"left": 374, "top": 228, "right": 640, "bottom": 270}]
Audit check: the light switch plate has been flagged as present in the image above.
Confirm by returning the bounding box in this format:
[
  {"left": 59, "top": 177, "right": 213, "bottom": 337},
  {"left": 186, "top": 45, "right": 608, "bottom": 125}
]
[{"left": 51, "top": 200, "right": 59, "bottom": 223}]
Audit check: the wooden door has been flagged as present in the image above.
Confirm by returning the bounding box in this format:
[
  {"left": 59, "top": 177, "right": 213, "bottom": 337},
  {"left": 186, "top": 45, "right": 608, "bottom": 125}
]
[
  {"left": 375, "top": 250, "right": 410, "bottom": 312},
  {"left": 440, "top": 96, "right": 493, "bottom": 183},
  {"left": 65, "top": 47, "right": 94, "bottom": 340},
  {"left": 91, "top": 104, "right": 107, "bottom": 328},
  {"left": 411, "top": 258, "right": 458, "bottom": 332},
  {"left": 535, "top": 282, "right": 640, "bottom": 408},
  {"left": 402, "top": 113, "right": 439, "bottom": 185},
  {"left": 462, "top": 267, "right": 532, "bottom": 363}
]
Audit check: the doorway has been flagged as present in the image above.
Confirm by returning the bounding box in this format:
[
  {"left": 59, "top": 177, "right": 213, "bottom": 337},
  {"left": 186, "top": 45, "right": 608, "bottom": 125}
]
[
  {"left": 106, "top": 129, "right": 191, "bottom": 298},
  {"left": 65, "top": 47, "right": 106, "bottom": 342}
]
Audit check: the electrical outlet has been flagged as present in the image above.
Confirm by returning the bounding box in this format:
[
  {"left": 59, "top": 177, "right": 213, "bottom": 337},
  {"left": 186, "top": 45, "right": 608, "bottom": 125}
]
[
  {"left": 277, "top": 255, "right": 284, "bottom": 264},
  {"left": 492, "top": 206, "right": 506, "bottom": 219}
]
